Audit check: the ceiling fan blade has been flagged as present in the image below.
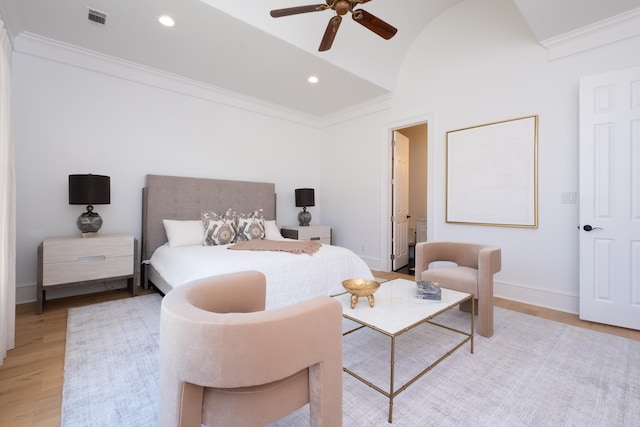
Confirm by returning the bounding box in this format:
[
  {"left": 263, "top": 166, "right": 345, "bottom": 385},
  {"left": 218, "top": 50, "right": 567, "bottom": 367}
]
[
  {"left": 319, "top": 15, "right": 342, "bottom": 51},
  {"left": 270, "top": 4, "right": 328, "bottom": 18},
  {"left": 351, "top": 9, "right": 397, "bottom": 40}
]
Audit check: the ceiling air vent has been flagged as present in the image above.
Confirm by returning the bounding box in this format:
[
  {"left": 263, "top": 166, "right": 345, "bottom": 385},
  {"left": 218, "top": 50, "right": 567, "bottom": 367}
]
[{"left": 87, "top": 8, "right": 107, "bottom": 25}]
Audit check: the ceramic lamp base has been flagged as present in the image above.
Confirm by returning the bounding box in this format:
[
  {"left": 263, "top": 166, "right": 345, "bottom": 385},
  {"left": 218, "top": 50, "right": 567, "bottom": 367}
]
[
  {"left": 297, "top": 209, "right": 311, "bottom": 226},
  {"left": 77, "top": 210, "right": 103, "bottom": 234}
]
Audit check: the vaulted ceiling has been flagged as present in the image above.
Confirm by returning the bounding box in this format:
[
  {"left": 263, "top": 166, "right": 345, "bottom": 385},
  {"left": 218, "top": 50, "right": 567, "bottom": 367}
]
[{"left": 0, "top": 0, "right": 638, "bottom": 118}]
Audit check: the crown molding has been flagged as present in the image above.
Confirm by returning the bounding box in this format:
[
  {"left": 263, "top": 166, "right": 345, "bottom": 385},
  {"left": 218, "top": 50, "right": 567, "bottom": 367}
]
[
  {"left": 13, "top": 32, "right": 390, "bottom": 129},
  {"left": 14, "top": 33, "right": 327, "bottom": 127},
  {"left": 0, "top": 0, "right": 20, "bottom": 44},
  {"left": 318, "top": 94, "right": 393, "bottom": 128},
  {"left": 541, "top": 7, "right": 640, "bottom": 60}
]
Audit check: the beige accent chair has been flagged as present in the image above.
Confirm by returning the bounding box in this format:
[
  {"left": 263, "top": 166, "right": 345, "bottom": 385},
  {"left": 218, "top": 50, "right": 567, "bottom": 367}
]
[
  {"left": 414, "top": 242, "right": 501, "bottom": 338},
  {"left": 158, "top": 270, "right": 343, "bottom": 427}
]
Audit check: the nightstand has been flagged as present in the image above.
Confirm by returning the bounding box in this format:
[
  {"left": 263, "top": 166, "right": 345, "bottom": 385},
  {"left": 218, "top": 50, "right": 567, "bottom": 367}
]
[
  {"left": 280, "top": 225, "right": 332, "bottom": 245},
  {"left": 36, "top": 233, "right": 138, "bottom": 314}
]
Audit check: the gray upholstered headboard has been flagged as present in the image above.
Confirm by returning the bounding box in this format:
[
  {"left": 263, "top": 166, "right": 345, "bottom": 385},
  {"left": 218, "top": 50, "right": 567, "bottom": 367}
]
[{"left": 141, "top": 174, "right": 276, "bottom": 261}]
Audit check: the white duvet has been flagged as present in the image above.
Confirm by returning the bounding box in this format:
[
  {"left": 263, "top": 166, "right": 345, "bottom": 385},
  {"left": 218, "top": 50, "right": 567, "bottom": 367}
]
[{"left": 149, "top": 241, "right": 374, "bottom": 309}]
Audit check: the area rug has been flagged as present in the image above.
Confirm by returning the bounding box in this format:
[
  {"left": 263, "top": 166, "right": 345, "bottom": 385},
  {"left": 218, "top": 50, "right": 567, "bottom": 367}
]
[{"left": 62, "top": 293, "right": 640, "bottom": 426}]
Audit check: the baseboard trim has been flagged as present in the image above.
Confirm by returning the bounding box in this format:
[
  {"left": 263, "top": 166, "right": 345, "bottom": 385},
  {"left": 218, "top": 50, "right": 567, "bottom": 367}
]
[
  {"left": 494, "top": 280, "right": 578, "bottom": 315},
  {"left": 361, "top": 256, "right": 383, "bottom": 271},
  {"left": 16, "top": 283, "right": 36, "bottom": 305}
]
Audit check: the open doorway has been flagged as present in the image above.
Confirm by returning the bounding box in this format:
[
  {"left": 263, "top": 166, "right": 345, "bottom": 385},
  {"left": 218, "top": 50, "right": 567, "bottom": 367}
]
[{"left": 390, "top": 123, "right": 428, "bottom": 275}]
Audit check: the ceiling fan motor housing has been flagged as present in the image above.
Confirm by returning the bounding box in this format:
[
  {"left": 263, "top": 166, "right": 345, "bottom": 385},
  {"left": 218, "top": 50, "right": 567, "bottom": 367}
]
[{"left": 335, "top": 1, "right": 350, "bottom": 15}]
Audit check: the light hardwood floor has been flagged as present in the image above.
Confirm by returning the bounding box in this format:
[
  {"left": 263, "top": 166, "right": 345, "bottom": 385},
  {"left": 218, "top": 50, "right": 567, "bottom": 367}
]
[{"left": 1, "top": 272, "right": 638, "bottom": 426}]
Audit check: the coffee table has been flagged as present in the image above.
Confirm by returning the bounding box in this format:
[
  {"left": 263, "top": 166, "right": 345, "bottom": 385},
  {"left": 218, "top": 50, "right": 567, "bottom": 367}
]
[{"left": 334, "top": 278, "right": 474, "bottom": 423}]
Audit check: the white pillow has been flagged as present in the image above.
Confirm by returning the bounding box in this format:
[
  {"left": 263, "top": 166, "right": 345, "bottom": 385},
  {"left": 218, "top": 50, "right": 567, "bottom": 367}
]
[
  {"left": 264, "top": 220, "right": 285, "bottom": 241},
  {"left": 162, "top": 219, "right": 204, "bottom": 248}
]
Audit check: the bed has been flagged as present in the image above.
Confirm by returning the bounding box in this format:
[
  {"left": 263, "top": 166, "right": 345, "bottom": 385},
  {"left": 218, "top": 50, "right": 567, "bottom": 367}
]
[{"left": 141, "top": 174, "right": 374, "bottom": 309}]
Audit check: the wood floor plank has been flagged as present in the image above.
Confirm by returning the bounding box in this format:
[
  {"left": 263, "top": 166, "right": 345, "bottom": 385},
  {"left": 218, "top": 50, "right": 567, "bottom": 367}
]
[{"left": 1, "top": 275, "right": 638, "bottom": 426}]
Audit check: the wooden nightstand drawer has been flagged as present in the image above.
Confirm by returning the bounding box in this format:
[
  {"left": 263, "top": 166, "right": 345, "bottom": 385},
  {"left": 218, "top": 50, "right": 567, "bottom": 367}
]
[
  {"left": 280, "top": 225, "right": 331, "bottom": 245},
  {"left": 43, "top": 256, "right": 133, "bottom": 286},
  {"left": 43, "top": 234, "right": 133, "bottom": 264},
  {"left": 37, "top": 233, "right": 137, "bottom": 314}
]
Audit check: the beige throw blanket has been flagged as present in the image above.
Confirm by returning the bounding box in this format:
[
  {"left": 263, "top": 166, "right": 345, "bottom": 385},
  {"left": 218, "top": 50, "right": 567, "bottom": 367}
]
[{"left": 228, "top": 239, "right": 322, "bottom": 255}]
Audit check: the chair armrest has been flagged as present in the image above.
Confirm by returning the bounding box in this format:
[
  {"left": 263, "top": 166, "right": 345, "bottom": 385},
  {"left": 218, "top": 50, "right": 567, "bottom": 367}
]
[
  {"left": 477, "top": 247, "right": 501, "bottom": 300},
  {"left": 414, "top": 242, "right": 446, "bottom": 280},
  {"left": 478, "top": 247, "right": 501, "bottom": 275}
]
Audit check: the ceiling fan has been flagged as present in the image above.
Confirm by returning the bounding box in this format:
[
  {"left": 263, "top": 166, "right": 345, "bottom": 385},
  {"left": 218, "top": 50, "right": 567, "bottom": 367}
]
[{"left": 270, "top": 0, "right": 398, "bottom": 51}]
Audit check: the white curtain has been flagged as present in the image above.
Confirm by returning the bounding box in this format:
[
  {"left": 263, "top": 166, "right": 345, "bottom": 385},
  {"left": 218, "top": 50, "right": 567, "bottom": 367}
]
[{"left": 0, "top": 17, "right": 16, "bottom": 365}]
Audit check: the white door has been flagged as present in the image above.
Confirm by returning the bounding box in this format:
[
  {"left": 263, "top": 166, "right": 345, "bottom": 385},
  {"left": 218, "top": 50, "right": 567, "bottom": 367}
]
[
  {"left": 579, "top": 66, "right": 640, "bottom": 330},
  {"left": 392, "top": 131, "right": 410, "bottom": 270}
]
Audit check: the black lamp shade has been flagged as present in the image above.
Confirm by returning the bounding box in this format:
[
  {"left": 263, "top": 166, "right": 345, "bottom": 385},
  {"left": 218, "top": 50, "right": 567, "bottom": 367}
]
[
  {"left": 295, "top": 188, "right": 315, "bottom": 208},
  {"left": 69, "top": 174, "right": 110, "bottom": 205}
]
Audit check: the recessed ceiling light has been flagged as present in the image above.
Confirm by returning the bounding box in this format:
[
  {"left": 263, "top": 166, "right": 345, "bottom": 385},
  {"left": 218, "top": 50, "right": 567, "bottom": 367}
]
[
  {"left": 308, "top": 76, "right": 319, "bottom": 84},
  {"left": 159, "top": 15, "right": 175, "bottom": 27}
]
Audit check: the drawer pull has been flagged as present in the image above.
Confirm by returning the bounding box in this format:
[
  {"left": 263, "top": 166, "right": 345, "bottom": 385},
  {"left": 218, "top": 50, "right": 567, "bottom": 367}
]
[
  {"left": 78, "top": 255, "right": 106, "bottom": 262},
  {"left": 310, "top": 237, "right": 320, "bottom": 241}
]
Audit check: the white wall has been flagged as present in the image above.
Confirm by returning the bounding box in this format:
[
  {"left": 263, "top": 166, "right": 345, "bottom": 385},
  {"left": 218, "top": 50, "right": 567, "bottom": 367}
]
[
  {"left": 317, "top": 108, "right": 389, "bottom": 267},
  {"left": 12, "top": 40, "right": 323, "bottom": 302},
  {"left": 319, "top": 0, "right": 640, "bottom": 313}
]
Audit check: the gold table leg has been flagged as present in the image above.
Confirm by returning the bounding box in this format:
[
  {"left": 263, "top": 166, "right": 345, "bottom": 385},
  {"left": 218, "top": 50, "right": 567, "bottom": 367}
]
[
  {"left": 389, "top": 335, "right": 395, "bottom": 423},
  {"left": 342, "top": 294, "right": 474, "bottom": 424}
]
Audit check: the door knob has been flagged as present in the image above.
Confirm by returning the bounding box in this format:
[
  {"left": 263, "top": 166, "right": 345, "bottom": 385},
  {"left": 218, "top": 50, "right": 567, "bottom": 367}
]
[{"left": 583, "top": 225, "right": 603, "bottom": 231}]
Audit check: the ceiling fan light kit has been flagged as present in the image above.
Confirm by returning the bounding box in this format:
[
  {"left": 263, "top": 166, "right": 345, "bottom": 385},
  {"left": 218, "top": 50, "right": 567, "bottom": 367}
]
[{"left": 270, "top": 0, "right": 397, "bottom": 52}]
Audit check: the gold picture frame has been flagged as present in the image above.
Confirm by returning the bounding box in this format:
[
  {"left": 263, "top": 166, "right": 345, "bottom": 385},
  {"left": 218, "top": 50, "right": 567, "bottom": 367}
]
[{"left": 446, "top": 115, "right": 538, "bottom": 228}]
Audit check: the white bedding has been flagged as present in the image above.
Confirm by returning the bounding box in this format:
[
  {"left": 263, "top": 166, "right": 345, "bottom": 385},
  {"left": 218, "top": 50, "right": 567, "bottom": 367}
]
[{"left": 149, "top": 241, "right": 374, "bottom": 309}]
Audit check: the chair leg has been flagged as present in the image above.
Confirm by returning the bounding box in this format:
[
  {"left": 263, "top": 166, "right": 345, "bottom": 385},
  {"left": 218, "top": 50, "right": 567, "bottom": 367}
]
[
  {"left": 459, "top": 298, "right": 493, "bottom": 337},
  {"left": 309, "top": 362, "right": 342, "bottom": 427},
  {"left": 476, "top": 298, "right": 494, "bottom": 338},
  {"left": 178, "top": 383, "right": 204, "bottom": 427},
  {"left": 459, "top": 299, "right": 478, "bottom": 314}
]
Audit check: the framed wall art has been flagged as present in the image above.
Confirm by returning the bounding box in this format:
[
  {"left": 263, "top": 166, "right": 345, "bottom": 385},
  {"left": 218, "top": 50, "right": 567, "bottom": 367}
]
[{"left": 446, "top": 115, "right": 538, "bottom": 228}]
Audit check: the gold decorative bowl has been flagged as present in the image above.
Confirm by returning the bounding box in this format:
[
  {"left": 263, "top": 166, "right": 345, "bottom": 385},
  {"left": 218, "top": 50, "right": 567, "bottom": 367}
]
[{"left": 342, "top": 278, "right": 381, "bottom": 309}]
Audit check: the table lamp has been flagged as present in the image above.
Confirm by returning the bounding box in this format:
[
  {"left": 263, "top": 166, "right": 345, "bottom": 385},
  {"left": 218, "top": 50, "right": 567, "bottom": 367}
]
[
  {"left": 295, "top": 188, "right": 315, "bottom": 226},
  {"left": 69, "top": 174, "right": 110, "bottom": 235}
]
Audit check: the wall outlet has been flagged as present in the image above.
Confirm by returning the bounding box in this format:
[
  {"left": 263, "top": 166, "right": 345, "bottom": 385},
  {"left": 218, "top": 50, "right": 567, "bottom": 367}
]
[{"left": 561, "top": 192, "right": 577, "bottom": 204}]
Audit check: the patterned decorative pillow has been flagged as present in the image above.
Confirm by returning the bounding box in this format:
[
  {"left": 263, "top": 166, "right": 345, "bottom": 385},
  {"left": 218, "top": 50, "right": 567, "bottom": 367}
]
[
  {"left": 236, "top": 209, "right": 265, "bottom": 241},
  {"left": 201, "top": 209, "right": 237, "bottom": 245}
]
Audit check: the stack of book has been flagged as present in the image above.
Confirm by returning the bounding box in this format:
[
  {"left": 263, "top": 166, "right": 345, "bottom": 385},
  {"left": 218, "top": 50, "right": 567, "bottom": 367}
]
[{"left": 416, "top": 280, "right": 441, "bottom": 300}]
